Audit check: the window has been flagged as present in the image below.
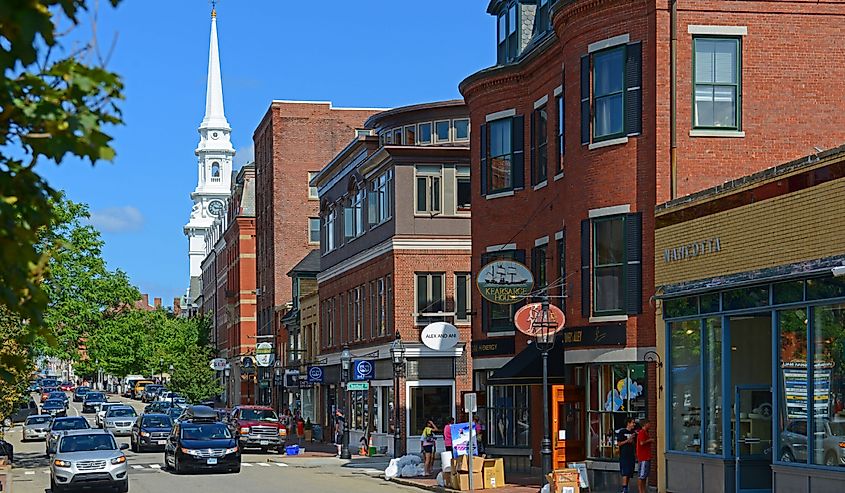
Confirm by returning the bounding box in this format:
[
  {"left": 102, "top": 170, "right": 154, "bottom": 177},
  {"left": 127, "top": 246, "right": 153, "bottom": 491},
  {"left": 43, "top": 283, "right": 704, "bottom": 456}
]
[
  {"left": 368, "top": 169, "right": 392, "bottom": 226},
  {"left": 211, "top": 161, "right": 221, "bottom": 178},
  {"left": 556, "top": 234, "right": 566, "bottom": 311},
  {"left": 456, "top": 166, "right": 471, "bottom": 211},
  {"left": 532, "top": 243, "right": 547, "bottom": 299},
  {"left": 344, "top": 189, "right": 365, "bottom": 241},
  {"left": 593, "top": 215, "right": 626, "bottom": 315},
  {"left": 482, "top": 249, "right": 525, "bottom": 333},
  {"left": 416, "top": 273, "right": 445, "bottom": 323},
  {"left": 455, "top": 273, "right": 471, "bottom": 322},
  {"left": 308, "top": 172, "right": 318, "bottom": 199},
  {"left": 392, "top": 127, "right": 402, "bottom": 145},
  {"left": 497, "top": 2, "right": 520, "bottom": 64},
  {"left": 308, "top": 218, "right": 320, "bottom": 244},
  {"left": 487, "top": 385, "right": 530, "bottom": 447},
  {"left": 588, "top": 363, "right": 647, "bottom": 458},
  {"left": 488, "top": 118, "right": 513, "bottom": 193},
  {"left": 435, "top": 120, "right": 451, "bottom": 142},
  {"left": 454, "top": 119, "right": 469, "bottom": 140},
  {"left": 694, "top": 37, "right": 740, "bottom": 129},
  {"left": 556, "top": 94, "right": 564, "bottom": 174},
  {"left": 534, "top": 0, "right": 551, "bottom": 36},
  {"left": 418, "top": 122, "right": 432, "bottom": 144},
  {"left": 353, "top": 287, "right": 363, "bottom": 341},
  {"left": 377, "top": 278, "right": 387, "bottom": 336},
  {"left": 355, "top": 128, "right": 371, "bottom": 138},
  {"left": 404, "top": 125, "right": 416, "bottom": 145},
  {"left": 324, "top": 208, "right": 337, "bottom": 252},
  {"left": 409, "top": 386, "right": 452, "bottom": 437},
  {"left": 593, "top": 46, "right": 626, "bottom": 140},
  {"left": 531, "top": 105, "right": 548, "bottom": 185},
  {"left": 415, "top": 166, "right": 441, "bottom": 214}
]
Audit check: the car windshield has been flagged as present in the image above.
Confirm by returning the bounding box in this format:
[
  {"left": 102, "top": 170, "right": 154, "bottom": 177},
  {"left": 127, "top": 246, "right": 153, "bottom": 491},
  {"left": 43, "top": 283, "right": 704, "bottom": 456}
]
[
  {"left": 143, "top": 416, "right": 172, "bottom": 428},
  {"left": 52, "top": 419, "right": 89, "bottom": 431},
  {"left": 181, "top": 423, "right": 231, "bottom": 440},
  {"left": 76, "top": 387, "right": 90, "bottom": 393},
  {"left": 48, "top": 392, "right": 64, "bottom": 399},
  {"left": 59, "top": 434, "right": 117, "bottom": 453},
  {"left": 86, "top": 393, "right": 105, "bottom": 401},
  {"left": 828, "top": 421, "right": 845, "bottom": 436},
  {"left": 26, "top": 416, "right": 52, "bottom": 425},
  {"left": 43, "top": 399, "right": 63, "bottom": 408},
  {"left": 107, "top": 408, "right": 137, "bottom": 418},
  {"left": 168, "top": 408, "right": 183, "bottom": 419},
  {"left": 240, "top": 409, "right": 278, "bottom": 421}
]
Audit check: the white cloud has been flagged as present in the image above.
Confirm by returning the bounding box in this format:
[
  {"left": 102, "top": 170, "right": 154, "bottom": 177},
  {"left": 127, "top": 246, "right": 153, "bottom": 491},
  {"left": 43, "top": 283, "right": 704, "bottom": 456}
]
[
  {"left": 89, "top": 206, "right": 144, "bottom": 233},
  {"left": 233, "top": 142, "right": 254, "bottom": 169}
]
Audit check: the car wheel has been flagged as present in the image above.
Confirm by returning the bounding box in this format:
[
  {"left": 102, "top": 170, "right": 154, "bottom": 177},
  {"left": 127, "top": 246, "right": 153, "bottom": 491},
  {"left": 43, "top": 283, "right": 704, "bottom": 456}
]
[
  {"left": 825, "top": 451, "right": 839, "bottom": 466},
  {"left": 780, "top": 449, "right": 794, "bottom": 462},
  {"left": 115, "top": 478, "right": 129, "bottom": 493},
  {"left": 173, "top": 454, "right": 182, "bottom": 474},
  {"left": 51, "top": 475, "right": 64, "bottom": 493},
  {"left": 130, "top": 438, "right": 138, "bottom": 453},
  {"left": 229, "top": 465, "right": 241, "bottom": 474}
]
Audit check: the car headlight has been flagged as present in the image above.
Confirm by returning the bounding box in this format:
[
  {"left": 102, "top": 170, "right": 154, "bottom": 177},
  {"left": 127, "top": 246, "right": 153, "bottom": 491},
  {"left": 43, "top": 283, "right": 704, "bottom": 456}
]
[
  {"left": 140, "top": 431, "right": 150, "bottom": 437},
  {"left": 224, "top": 446, "right": 238, "bottom": 454},
  {"left": 53, "top": 459, "right": 72, "bottom": 468},
  {"left": 240, "top": 427, "right": 250, "bottom": 434},
  {"left": 279, "top": 428, "right": 287, "bottom": 437},
  {"left": 839, "top": 442, "right": 845, "bottom": 448},
  {"left": 110, "top": 456, "right": 126, "bottom": 465},
  {"left": 180, "top": 448, "right": 202, "bottom": 456}
]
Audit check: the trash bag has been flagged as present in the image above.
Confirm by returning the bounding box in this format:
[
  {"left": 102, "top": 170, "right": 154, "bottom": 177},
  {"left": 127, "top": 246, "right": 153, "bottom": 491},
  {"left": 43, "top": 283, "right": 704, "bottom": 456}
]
[
  {"left": 384, "top": 458, "right": 401, "bottom": 479},
  {"left": 401, "top": 454, "right": 422, "bottom": 465},
  {"left": 400, "top": 464, "right": 420, "bottom": 478},
  {"left": 436, "top": 472, "right": 445, "bottom": 487},
  {"left": 540, "top": 483, "right": 550, "bottom": 493},
  {"left": 416, "top": 464, "right": 426, "bottom": 476}
]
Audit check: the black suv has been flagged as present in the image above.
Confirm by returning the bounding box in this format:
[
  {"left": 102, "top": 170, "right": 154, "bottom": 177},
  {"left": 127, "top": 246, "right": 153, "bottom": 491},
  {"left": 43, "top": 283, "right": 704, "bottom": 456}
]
[
  {"left": 163, "top": 406, "right": 240, "bottom": 474},
  {"left": 141, "top": 385, "right": 164, "bottom": 403},
  {"left": 131, "top": 413, "right": 173, "bottom": 452},
  {"left": 81, "top": 392, "right": 106, "bottom": 413},
  {"left": 72, "top": 386, "right": 91, "bottom": 402}
]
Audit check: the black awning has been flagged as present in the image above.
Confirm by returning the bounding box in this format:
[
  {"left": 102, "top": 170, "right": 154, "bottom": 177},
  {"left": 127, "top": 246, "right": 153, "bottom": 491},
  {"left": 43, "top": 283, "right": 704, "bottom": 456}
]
[{"left": 488, "top": 340, "right": 566, "bottom": 385}]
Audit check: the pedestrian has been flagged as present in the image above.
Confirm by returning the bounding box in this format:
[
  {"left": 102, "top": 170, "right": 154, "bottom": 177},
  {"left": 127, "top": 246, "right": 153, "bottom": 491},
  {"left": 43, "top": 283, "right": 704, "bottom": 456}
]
[
  {"left": 443, "top": 417, "right": 455, "bottom": 455},
  {"left": 636, "top": 419, "right": 654, "bottom": 493},
  {"left": 421, "top": 419, "right": 439, "bottom": 476},
  {"left": 334, "top": 410, "right": 345, "bottom": 457},
  {"left": 473, "top": 415, "right": 485, "bottom": 456},
  {"left": 617, "top": 417, "right": 637, "bottom": 493}
]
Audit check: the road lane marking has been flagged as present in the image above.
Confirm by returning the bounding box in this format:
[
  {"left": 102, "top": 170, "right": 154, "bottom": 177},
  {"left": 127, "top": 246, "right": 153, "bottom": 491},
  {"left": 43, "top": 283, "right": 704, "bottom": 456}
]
[
  {"left": 242, "top": 463, "right": 254, "bottom": 467},
  {"left": 149, "top": 464, "right": 161, "bottom": 469},
  {"left": 25, "top": 471, "right": 35, "bottom": 475},
  {"left": 258, "top": 463, "right": 271, "bottom": 467},
  {"left": 43, "top": 470, "right": 50, "bottom": 474},
  {"left": 131, "top": 465, "right": 144, "bottom": 469},
  {"left": 276, "top": 462, "right": 289, "bottom": 467}
]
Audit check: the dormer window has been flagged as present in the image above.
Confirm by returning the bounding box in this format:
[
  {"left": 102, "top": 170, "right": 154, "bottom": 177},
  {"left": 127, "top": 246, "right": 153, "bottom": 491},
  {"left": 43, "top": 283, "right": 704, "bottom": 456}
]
[
  {"left": 497, "top": 2, "right": 519, "bottom": 64},
  {"left": 534, "top": 0, "right": 551, "bottom": 36}
]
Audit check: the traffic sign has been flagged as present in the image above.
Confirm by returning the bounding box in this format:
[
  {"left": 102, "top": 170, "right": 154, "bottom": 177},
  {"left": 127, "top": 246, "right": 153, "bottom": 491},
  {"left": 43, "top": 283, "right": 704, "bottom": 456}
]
[
  {"left": 352, "top": 360, "right": 374, "bottom": 381},
  {"left": 307, "top": 366, "right": 324, "bottom": 383},
  {"left": 347, "top": 382, "right": 370, "bottom": 391},
  {"left": 464, "top": 392, "right": 477, "bottom": 413}
]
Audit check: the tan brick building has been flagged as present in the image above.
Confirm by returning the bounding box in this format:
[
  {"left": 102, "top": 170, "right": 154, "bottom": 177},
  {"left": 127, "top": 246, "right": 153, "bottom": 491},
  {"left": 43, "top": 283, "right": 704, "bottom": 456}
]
[{"left": 655, "top": 147, "right": 845, "bottom": 493}]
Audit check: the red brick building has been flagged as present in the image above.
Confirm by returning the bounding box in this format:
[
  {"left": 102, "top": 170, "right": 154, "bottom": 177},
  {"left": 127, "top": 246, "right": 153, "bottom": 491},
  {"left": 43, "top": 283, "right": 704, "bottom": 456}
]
[
  {"left": 253, "top": 101, "right": 379, "bottom": 405},
  {"left": 312, "top": 101, "right": 473, "bottom": 456},
  {"left": 459, "top": 0, "right": 845, "bottom": 489}
]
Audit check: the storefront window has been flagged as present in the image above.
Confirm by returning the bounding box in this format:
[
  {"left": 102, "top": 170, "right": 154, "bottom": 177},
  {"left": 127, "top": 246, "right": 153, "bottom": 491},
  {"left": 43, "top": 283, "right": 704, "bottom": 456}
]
[
  {"left": 350, "top": 390, "right": 368, "bottom": 431},
  {"left": 810, "top": 303, "right": 845, "bottom": 466},
  {"left": 487, "top": 385, "right": 530, "bottom": 447},
  {"left": 588, "top": 363, "right": 647, "bottom": 458},
  {"left": 703, "top": 318, "right": 723, "bottom": 454},
  {"left": 409, "top": 386, "right": 452, "bottom": 436},
  {"left": 384, "top": 386, "right": 395, "bottom": 434},
  {"left": 670, "top": 320, "right": 701, "bottom": 452}
]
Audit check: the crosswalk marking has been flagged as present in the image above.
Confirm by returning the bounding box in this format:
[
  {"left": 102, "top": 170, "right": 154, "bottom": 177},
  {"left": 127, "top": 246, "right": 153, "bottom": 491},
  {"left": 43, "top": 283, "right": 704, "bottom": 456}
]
[
  {"left": 276, "top": 462, "right": 289, "bottom": 467},
  {"left": 24, "top": 471, "right": 35, "bottom": 475},
  {"left": 43, "top": 470, "right": 50, "bottom": 474},
  {"left": 149, "top": 464, "right": 161, "bottom": 469},
  {"left": 242, "top": 463, "right": 253, "bottom": 467},
  {"left": 131, "top": 465, "right": 144, "bottom": 469},
  {"left": 16, "top": 461, "right": 294, "bottom": 474},
  {"left": 258, "top": 463, "right": 271, "bottom": 467}
]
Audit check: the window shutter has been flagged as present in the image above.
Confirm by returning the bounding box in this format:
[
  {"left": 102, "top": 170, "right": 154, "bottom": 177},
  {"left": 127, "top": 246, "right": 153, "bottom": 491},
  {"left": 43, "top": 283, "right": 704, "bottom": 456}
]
[
  {"left": 580, "top": 219, "right": 591, "bottom": 318},
  {"left": 480, "top": 123, "right": 488, "bottom": 196},
  {"left": 530, "top": 111, "right": 537, "bottom": 185},
  {"left": 512, "top": 116, "right": 525, "bottom": 189},
  {"left": 625, "top": 42, "right": 642, "bottom": 136},
  {"left": 625, "top": 212, "right": 642, "bottom": 315},
  {"left": 580, "top": 54, "right": 590, "bottom": 145}
]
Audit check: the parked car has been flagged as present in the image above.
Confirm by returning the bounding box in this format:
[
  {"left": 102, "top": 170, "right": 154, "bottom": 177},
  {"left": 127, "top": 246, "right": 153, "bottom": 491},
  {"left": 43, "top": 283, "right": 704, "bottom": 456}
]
[
  {"left": 144, "top": 401, "right": 172, "bottom": 414},
  {"left": 42, "top": 399, "right": 67, "bottom": 418},
  {"left": 46, "top": 416, "right": 90, "bottom": 456},
  {"left": 780, "top": 418, "right": 845, "bottom": 466},
  {"left": 141, "top": 384, "right": 164, "bottom": 403},
  {"left": 167, "top": 406, "right": 185, "bottom": 424},
  {"left": 164, "top": 406, "right": 240, "bottom": 473},
  {"left": 130, "top": 413, "right": 173, "bottom": 452},
  {"left": 102, "top": 406, "right": 138, "bottom": 437},
  {"left": 47, "top": 391, "right": 69, "bottom": 408},
  {"left": 96, "top": 403, "right": 122, "bottom": 428},
  {"left": 227, "top": 405, "right": 286, "bottom": 453},
  {"left": 82, "top": 392, "right": 107, "bottom": 413},
  {"left": 58, "top": 381, "right": 74, "bottom": 391},
  {"left": 22, "top": 415, "right": 52, "bottom": 441},
  {"left": 50, "top": 429, "right": 129, "bottom": 493},
  {"left": 72, "top": 386, "right": 91, "bottom": 402},
  {"left": 28, "top": 381, "right": 40, "bottom": 393},
  {"left": 11, "top": 398, "right": 39, "bottom": 423},
  {"left": 132, "top": 380, "right": 154, "bottom": 400},
  {"left": 39, "top": 378, "right": 59, "bottom": 392}
]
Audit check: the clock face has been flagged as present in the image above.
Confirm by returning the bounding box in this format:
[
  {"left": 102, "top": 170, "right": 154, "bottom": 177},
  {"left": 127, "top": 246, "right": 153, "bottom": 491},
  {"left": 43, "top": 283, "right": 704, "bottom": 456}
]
[
  {"left": 208, "top": 200, "right": 225, "bottom": 217},
  {"left": 211, "top": 131, "right": 219, "bottom": 140}
]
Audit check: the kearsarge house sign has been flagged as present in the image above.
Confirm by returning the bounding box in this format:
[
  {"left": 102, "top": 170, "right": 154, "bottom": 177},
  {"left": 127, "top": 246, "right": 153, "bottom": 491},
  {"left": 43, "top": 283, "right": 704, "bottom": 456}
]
[{"left": 663, "top": 237, "right": 722, "bottom": 263}]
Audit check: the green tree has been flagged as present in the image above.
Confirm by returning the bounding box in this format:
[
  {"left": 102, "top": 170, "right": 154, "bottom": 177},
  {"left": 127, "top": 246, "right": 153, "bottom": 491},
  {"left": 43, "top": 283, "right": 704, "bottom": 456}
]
[
  {"left": 0, "top": 0, "right": 124, "bottom": 379},
  {"left": 0, "top": 308, "right": 36, "bottom": 424},
  {"left": 169, "top": 343, "right": 222, "bottom": 404}
]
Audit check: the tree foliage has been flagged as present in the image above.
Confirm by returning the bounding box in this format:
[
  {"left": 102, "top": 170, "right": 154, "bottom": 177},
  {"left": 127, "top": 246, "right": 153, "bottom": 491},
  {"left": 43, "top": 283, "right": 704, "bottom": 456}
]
[
  {"left": 0, "top": 307, "right": 36, "bottom": 423},
  {"left": 0, "top": 0, "right": 124, "bottom": 379}
]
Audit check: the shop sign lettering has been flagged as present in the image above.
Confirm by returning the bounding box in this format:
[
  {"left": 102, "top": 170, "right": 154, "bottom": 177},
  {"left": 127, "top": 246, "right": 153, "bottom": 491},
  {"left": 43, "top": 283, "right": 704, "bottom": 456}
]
[
  {"left": 663, "top": 237, "right": 721, "bottom": 263},
  {"left": 477, "top": 260, "right": 534, "bottom": 304}
]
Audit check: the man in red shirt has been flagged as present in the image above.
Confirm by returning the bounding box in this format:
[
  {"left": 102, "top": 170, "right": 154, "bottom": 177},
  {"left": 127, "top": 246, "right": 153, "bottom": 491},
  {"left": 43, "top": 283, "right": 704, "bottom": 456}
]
[{"left": 636, "top": 419, "right": 654, "bottom": 493}]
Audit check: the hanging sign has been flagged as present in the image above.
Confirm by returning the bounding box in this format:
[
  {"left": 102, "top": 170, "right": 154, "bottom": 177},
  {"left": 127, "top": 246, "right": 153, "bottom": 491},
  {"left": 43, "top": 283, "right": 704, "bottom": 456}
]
[
  {"left": 209, "top": 358, "right": 227, "bottom": 371},
  {"left": 241, "top": 356, "right": 254, "bottom": 368},
  {"left": 477, "top": 260, "right": 534, "bottom": 304},
  {"left": 514, "top": 302, "right": 566, "bottom": 337},
  {"left": 421, "top": 322, "right": 459, "bottom": 351},
  {"left": 352, "top": 360, "right": 375, "bottom": 381},
  {"left": 255, "top": 342, "right": 274, "bottom": 367},
  {"left": 307, "top": 366, "right": 324, "bottom": 383}
]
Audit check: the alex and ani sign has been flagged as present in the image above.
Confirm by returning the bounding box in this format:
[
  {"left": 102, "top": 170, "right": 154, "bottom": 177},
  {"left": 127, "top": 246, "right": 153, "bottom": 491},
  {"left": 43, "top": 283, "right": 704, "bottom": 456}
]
[
  {"left": 477, "top": 260, "right": 534, "bottom": 304},
  {"left": 663, "top": 237, "right": 722, "bottom": 263}
]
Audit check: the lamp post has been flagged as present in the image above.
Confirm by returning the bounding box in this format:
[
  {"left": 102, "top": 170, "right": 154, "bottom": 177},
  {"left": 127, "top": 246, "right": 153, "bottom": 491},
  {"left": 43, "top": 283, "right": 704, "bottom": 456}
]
[
  {"left": 168, "top": 364, "right": 174, "bottom": 386},
  {"left": 340, "top": 346, "right": 352, "bottom": 460},
  {"left": 390, "top": 333, "right": 406, "bottom": 458},
  {"left": 535, "top": 296, "right": 556, "bottom": 484},
  {"left": 224, "top": 363, "right": 231, "bottom": 404},
  {"left": 159, "top": 357, "right": 164, "bottom": 383},
  {"left": 274, "top": 360, "right": 284, "bottom": 415}
]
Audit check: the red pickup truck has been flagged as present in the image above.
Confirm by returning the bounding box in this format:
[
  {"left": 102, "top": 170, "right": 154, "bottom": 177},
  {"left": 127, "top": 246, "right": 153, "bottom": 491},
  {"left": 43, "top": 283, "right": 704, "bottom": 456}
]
[{"left": 228, "top": 406, "right": 287, "bottom": 453}]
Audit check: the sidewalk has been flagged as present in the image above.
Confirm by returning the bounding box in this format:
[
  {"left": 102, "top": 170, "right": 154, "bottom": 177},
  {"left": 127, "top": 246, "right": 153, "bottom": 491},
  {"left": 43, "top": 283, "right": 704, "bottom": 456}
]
[{"left": 390, "top": 473, "right": 540, "bottom": 493}]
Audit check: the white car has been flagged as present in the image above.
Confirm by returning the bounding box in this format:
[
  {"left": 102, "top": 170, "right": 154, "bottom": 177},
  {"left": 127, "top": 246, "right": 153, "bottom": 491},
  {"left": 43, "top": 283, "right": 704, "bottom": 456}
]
[{"left": 96, "top": 403, "right": 122, "bottom": 428}]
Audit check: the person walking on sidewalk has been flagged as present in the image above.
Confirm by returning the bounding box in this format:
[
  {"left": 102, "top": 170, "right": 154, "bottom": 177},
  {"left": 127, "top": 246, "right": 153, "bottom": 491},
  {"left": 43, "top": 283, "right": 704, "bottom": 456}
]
[
  {"left": 421, "top": 419, "right": 439, "bottom": 476},
  {"left": 334, "top": 410, "right": 346, "bottom": 458},
  {"left": 636, "top": 419, "right": 654, "bottom": 493},
  {"left": 443, "top": 417, "right": 455, "bottom": 455},
  {"left": 617, "top": 417, "right": 637, "bottom": 493}
]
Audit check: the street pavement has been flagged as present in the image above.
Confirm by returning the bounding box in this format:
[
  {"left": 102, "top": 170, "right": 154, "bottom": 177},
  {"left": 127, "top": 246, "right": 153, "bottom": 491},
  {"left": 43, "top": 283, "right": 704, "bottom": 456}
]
[{"left": 3, "top": 392, "right": 413, "bottom": 493}]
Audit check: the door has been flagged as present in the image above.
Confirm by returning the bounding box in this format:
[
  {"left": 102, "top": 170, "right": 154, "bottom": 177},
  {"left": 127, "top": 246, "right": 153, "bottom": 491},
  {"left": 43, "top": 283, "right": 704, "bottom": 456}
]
[
  {"left": 551, "top": 385, "right": 585, "bottom": 469},
  {"left": 735, "top": 385, "right": 773, "bottom": 493}
]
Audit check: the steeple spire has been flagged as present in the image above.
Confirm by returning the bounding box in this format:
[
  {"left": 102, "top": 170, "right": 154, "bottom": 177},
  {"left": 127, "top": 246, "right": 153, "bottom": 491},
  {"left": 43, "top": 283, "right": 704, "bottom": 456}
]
[{"left": 201, "top": 6, "right": 229, "bottom": 130}]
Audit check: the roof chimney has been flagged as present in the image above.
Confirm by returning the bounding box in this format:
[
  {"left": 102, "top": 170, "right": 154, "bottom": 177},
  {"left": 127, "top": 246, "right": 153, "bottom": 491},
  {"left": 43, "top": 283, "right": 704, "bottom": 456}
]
[
  {"left": 154, "top": 297, "right": 162, "bottom": 308},
  {"left": 173, "top": 298, "right": 182, "bottom": 316},
  {"left": 142, "top": 294, "right": 149, "bottom": 308}
]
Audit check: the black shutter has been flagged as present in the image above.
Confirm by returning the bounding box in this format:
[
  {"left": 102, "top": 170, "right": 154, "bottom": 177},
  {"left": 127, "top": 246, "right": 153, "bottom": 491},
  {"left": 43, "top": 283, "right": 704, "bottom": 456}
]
[
  {"left": 580, "top": 219, "right": 591, "bottom": 318},
  {"left": 625, "top": 42, "right": 642, "bottom": 136},
  {"left": 512, "top": 115, "right": 525, "bottom": 189},
  {"left": 530, "top": 110, "right": 537, "bottom": 185},
  {"left": 480, "top": 123, "right": 488, "bottom": 196},
  {"left": 580, "top": 54, "right": 590, "bottom": 145},
  {"left": 625, "top": 212, "right": 643, "bottom": 315},
  {"left": 480, "top": 252, "right": 491, "bottom": 333}
]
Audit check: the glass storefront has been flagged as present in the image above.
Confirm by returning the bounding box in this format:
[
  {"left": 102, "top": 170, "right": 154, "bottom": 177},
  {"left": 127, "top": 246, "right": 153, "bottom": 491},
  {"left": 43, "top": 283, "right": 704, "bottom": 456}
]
[
  {"left": 487, "top": 385, "right": 531, "bottom": 447},
  {"left": 588, "top": 363, "right": 647, "bottom": 459}
]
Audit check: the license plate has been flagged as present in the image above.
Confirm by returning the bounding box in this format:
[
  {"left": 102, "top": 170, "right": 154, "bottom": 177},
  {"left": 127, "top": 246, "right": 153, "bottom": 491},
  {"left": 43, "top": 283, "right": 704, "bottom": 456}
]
[
  {"left": 259, "top": 440, "right": 269, "bottom": 446},
  {"left": 157, "top": 440, "right": 167, "bottom": 445},
  {"left": 206, "top": 458, "right": 217, "bottom": 465}
]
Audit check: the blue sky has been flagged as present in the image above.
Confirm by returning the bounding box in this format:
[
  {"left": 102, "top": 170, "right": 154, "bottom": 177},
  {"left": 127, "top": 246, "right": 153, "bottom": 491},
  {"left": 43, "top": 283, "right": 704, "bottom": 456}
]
[{"left": 40, "top": 0, "right": 493, "bottom": 303}]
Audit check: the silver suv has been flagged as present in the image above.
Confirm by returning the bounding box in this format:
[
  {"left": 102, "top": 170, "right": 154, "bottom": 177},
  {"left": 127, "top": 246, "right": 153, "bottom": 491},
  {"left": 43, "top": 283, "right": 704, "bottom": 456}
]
[
  {"left": 780, "top": 418, "right": 845, "bottom": 466},
  {"left": 50, "top": 429, "right": 130, "bottom": 493},
  {"left": 103, "top": 406, "right": 137, "bottom": 436}
]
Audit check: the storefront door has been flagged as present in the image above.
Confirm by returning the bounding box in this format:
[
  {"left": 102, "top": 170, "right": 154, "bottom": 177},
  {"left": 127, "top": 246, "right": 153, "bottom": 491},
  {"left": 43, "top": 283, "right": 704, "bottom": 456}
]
[
  {"left": 552, "top": 384, "right": 585, "bottom": 469},
  {"left": 735, "top": 385, "right": 773, "bottom": 493}
]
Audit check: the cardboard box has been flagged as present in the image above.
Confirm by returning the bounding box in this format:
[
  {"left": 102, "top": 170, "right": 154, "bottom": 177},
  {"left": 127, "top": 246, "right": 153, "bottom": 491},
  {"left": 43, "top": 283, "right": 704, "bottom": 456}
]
[
  {"left": 453, "top": 454, "right": 485, "bottom": 473},
  {"left": 547, "top": 469, "right": 580, "bottom": 493},
  {"left": 482, "top": 458, "right": 505, "bottom": 488},
  {"left": 451, "top": 471, "right": 484, "bottom": 491}
]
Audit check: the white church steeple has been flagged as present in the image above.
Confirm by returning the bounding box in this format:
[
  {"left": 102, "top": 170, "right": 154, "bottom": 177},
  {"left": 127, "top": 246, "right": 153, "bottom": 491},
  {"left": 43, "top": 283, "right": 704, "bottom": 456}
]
[{"left": 184, "top": 7, "right": 235, "bottom": 303}]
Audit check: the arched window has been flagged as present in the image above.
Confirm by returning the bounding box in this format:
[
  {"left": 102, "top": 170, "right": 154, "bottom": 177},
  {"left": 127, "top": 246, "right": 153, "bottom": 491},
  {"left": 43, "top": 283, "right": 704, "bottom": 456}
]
[{"left": 211, "top": 161, "right": 221, "bottom": 178}]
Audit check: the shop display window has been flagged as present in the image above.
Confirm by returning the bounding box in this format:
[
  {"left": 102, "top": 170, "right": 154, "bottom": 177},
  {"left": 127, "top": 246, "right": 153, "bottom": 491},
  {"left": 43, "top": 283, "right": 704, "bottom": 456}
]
[
  {"left": 487, "top": 385, "right": 530, "bottom": 448},
  {"left": 669, "top": 320, "right": 701, "bottom": 452},
  {"left": 587, "top": 363, "right": 647, "bottom": 459},
  {"left": 409, "top": 386, "right": 452, "bottom": 436}
]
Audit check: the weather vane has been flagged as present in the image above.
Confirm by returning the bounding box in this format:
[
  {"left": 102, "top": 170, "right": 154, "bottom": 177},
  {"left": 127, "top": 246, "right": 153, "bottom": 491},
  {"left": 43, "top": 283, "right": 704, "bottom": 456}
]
[{"left": 210, "top": 0, "right": 218, "bottom": 17}]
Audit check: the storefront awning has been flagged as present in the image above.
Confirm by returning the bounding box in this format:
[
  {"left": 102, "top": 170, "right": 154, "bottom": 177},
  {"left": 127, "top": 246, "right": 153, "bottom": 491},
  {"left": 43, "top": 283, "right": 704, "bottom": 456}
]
[{"left": 488, "top": 340, "right": 567, "bottom": 385}]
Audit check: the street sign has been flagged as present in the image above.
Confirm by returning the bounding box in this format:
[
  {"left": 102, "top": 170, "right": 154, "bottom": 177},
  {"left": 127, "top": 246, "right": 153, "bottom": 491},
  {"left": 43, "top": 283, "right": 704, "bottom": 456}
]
[
  {"left": 352, "top": 360, "right": 374, "bottom": 381},
  {"left": 209, "top": 358, "right": 227, "bottom": 371},
  {"left": 284, "top": 370, "right": 300, "bottom": 389},
  {"left": 477, "top": 259, "right": 534, "bottom": 304},
  {"left": 255, "top": 342, "right": 274, "bottom": 367},
  {"left": 307, "top": 366, "right": 324, "bottom": 383},
  {"left": 421, "top": 322, "right": 459, "bottom": 351},
  {"left": 464, "top": 392, "right": 477, "bottom": 413},
  {"left": 347, "top": 382, "right": 369, "bottom": 391},
  {"left": 514, "top": 302, "right": 566, "bottom": 337}
]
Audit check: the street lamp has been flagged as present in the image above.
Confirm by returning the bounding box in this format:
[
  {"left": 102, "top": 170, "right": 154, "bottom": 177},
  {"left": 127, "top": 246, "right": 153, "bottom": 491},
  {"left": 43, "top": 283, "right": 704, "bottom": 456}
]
[
  {"left": 340, "top": 346, "right": 352, "bottom": 460},
  {"left": 224, "top": 363, "right": 231, "bottom": 404},
  {"left": 159, "top": 357, "right": 164, "bottom": 382},
  {"left": 168, "top": 364, "right": 174, "bottom": 386},
  {"left": 390, "top": 333, "right": 406, "bottom": 458},
  {"left": 274, "top": 360, "right": 284, "bottom": 415},
  {"left": 534, "top": 296, "right": 556, "bottom": 485}
]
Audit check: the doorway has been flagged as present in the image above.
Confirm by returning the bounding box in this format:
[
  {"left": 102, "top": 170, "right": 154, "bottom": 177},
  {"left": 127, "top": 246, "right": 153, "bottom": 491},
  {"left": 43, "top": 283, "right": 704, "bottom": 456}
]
[{"left": 552, "top": 385, "right": 585, "bottom": 469}]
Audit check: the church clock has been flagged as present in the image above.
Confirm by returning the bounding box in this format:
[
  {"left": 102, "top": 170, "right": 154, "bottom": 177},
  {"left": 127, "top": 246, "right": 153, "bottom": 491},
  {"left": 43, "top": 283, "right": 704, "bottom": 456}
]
[{"left": 208, "top": 199, "right": 225, "bottom": 217}]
